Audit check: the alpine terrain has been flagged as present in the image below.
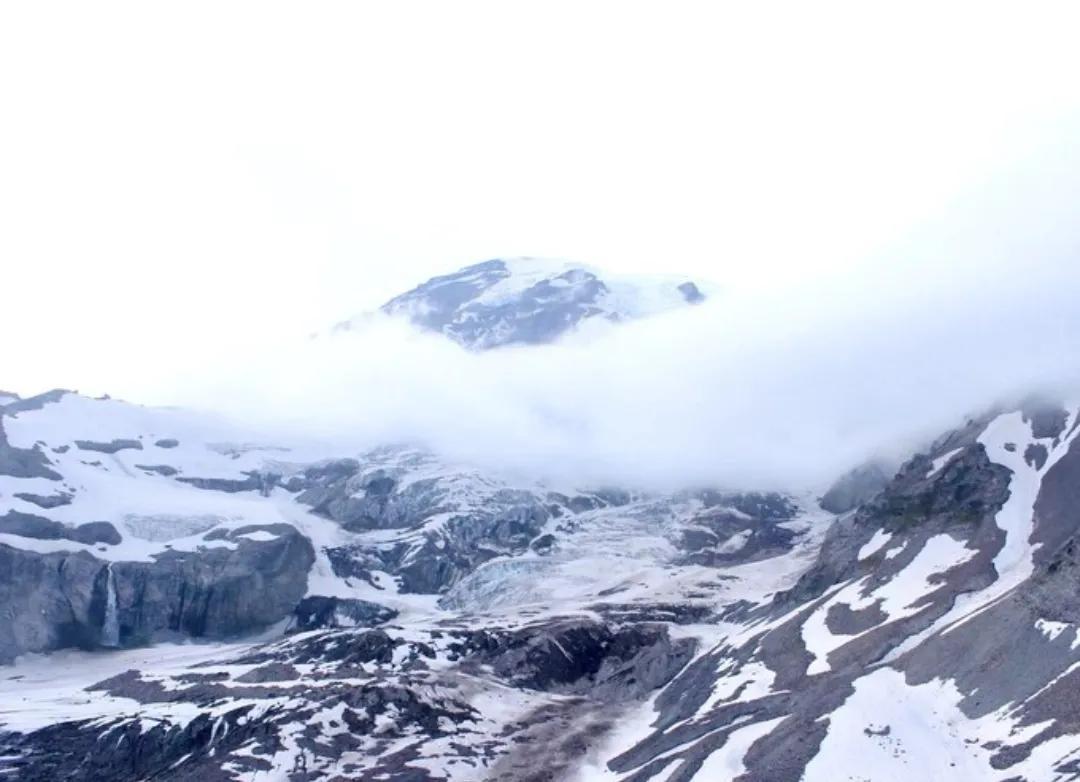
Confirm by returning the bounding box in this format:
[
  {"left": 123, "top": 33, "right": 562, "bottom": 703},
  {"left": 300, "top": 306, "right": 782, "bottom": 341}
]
[{"left": 2, "top": 259, "right": 1079, "bottom": 782}]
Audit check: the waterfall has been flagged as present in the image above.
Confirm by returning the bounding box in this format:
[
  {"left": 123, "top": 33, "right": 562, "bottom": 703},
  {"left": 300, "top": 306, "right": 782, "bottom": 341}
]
[{"left": 101, "top": 564, "right": 120, "bottom": 648}]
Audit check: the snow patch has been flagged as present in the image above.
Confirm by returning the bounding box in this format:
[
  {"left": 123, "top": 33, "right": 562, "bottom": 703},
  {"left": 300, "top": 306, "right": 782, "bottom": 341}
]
[
  {"left": 858, "top": 529, "right": 894, "bottom": 561},
  {"left": 804, "top": 534, "right": 976, "bottom": 675},
  {"left": 696, "top": 716, "right": 787, "bottom": 779},
  {"left": 887, "top": 405, "right": 1080, "bottom": 659},
  {"left": 927, "top": 447, "right": 963, "bottom": 479}
]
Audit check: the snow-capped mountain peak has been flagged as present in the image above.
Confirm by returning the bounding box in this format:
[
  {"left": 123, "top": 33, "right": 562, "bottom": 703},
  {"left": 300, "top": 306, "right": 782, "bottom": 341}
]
[{"left": 335, "top": 257, "right": 708, "bottom": 350}]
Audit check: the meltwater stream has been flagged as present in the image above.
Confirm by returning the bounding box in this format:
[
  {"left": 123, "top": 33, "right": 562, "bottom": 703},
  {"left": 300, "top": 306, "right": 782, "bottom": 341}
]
[{"left": 101, "top": 564, "right": 120, "bottom": 648}]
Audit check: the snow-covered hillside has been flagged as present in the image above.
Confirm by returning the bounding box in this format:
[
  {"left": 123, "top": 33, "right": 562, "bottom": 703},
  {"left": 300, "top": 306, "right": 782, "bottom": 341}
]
[
  {"left": 0, "top": 389, "right": 824, "bottom": 780},
  {"left": 6, "top": 391, "right": 1080, "bottom": 780},
  {"left": 332, "top": 257, "right": 708, "bottom": 349}
]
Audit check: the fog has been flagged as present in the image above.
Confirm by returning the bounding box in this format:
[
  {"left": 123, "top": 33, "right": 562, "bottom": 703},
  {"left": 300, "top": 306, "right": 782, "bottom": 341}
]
[
  {"left": 4, "top": 4, "right": 1080, "bottom": 491},
  {"left": 161, "top": 158, "right": 1080, "bottom": 492}
]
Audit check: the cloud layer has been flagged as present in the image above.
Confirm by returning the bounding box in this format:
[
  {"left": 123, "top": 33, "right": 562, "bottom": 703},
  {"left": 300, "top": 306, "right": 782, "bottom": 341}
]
[
  {"left": 167, "top": 181, "right": 1080, "bottom": 492},
  {"left": 4, "top": 5, "right": 1080, "bottom": 491}
]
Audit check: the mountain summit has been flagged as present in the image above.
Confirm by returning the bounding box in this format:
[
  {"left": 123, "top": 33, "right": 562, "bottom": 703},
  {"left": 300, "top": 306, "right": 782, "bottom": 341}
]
[{"left": 338, "top": 257, "right": 707, "bottom": 349}]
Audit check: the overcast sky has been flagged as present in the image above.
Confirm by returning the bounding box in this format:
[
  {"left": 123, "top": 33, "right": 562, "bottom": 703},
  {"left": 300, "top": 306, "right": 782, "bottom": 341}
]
[{"left": 3, "top": 3, "right": 1080, "bottom": 488}]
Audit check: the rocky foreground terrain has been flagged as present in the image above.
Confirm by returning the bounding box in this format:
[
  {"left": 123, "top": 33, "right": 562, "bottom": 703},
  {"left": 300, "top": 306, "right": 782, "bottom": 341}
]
[{"left": 2, "top": 261, "right": 1080, "bottom": 781}]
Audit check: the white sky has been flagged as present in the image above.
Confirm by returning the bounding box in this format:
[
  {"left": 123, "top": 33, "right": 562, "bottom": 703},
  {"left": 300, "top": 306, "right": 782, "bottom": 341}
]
[{"left": 3, "top": 1, "right": 1080, "bottom": 399}]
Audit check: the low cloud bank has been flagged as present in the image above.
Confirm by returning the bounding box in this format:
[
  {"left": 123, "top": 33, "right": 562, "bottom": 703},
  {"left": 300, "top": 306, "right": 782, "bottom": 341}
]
[
  {"left": 171, "top": 263, "right": 1080, "bottom": 493},
  {"left": 131, "top": 158, "right": 1080, "bottom": 492}
]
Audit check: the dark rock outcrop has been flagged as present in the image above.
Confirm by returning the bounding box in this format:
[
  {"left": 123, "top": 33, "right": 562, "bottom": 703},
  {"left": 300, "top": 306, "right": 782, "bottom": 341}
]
[
  {"left": 292, "top": 596, "right": 398, "bottom": 631},
  {"left": 373, "top": 258, "right": 706, "bottom": 350},
  {"left": 678, "top": 280, "right": 706, "bottom": 303},
  {"left": 0, "top": 524, "right": 313, "bottom": 661},
  {"left": 177, "top": 472, "right": 279, "bottom": 495},
  {"left": 451, "top": 618, "right": 696, "bottom": 703},
  {"left": 0, "top": 546, "right": 104, "bottom": 662},
  {"left": 295, "top": 453, "right": 557, "bottom": 593},
  {"left": 0, "top": 419, "right": 61, "bottom": 480},
  {"left": 13, "top": 491, "right": 73, "bottom": 509},
  {"left": 1, "top": 389, "right": 69, "bottom": 416},
  {"left": 0, "top": 511, "right": 120, "bottom": 545},
  {"left": 134, "top": 464, "right": 180, "bottom": 476},
  {"left": 74, "top": 439, "right": 143, "bottom": 454},
  {"left": 820, "top": 461, "right": 891, "bottom": 514},
  {"left": 109, "top": 527, "right": 314, "bottom": 646},
  {"left": 780, "top": 442, "right": 1010, "bottom": 607}
]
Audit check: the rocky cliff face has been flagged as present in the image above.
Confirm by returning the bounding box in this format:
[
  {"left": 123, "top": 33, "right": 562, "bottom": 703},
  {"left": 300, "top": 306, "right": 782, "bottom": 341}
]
[
  {"left": 0, "top": 391, "right": 324, "bottom": 661},
  {"left": 289, "top": 447, "right": 561, "bottom": 593},
  {"left": 0, "top": 527, "right": 313, "bottom": 663}
]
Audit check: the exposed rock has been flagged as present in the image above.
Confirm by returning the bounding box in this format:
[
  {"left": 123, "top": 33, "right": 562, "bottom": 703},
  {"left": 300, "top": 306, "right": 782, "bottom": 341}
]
[
  {"left": 677, "top": 506, "right": 796, "bottom": 567},
  {"left": 364, "top": 258, "right": 706, "bottom": 350},
  {"left": 820, "top": 460, "right": 891, "bottom": 514},
  {"left": 74, "top": 439, "right": 143, "bottom": 454},
  {"left": 70, "top": 521, "right": 123, "bottom": 545},
  {"left": 136, "top": 463, "right": 179, "bottom": 476},
  {"left": 297, "top": 450, "right": 558, "bottom": 593},
  {"left": 177, "top": 472, "right": 278, "bottom": 495},
  {"left": 691, "top": 489, "right": 799, "bottom": 519},
  {"left": 234, "top": 662, "right": 301, "bottom": 683},
  {"left": 779, "top": 442, "right": 1010, "bottom": 607},
  {"left": 0, "top": 511, "right": 120, "bottom": 545},
  {"left": 678, "top": 280, "right": 706, "bottom": 303},
  {"left": 1025, "top": 443, "right": 1049, "bottom": 470},
  {"left": 1022, "top": 397, "right": 1070, "bottom": 440},
  {"left": 236, "top": 627, "right": 401, "bottom": 667},
  {"left": 0, "top": 546, "right": 104, "bottom": 662},
  {"left": 593, "top": 602, "right": 714, "bottom": 625},
  {"left": 1, "top": 389, "right": 69, "bottom": 415},
  {"left": 0, "top": 419, "right": 61, "bottom": 480},
  {"left": 451, "top": 619, "right": 695, "bottom": 703},
  {"left": 13, "top": 491, "right": 73, "bottom": 509},
  {"left": 292, "top": 596, "right": 398, "bottom": 631},
  {"left": 109, "top": 528, "right": 314, "bottom": 646},
  {"left": 1033, "top": 432, "right": 1080, "bottom": 564},
  {"left": 530, "top": 533, "right": 557, "bottom": 554},
  {"left": 0, "top": 524, "right": 313, "bottom": 661}
]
